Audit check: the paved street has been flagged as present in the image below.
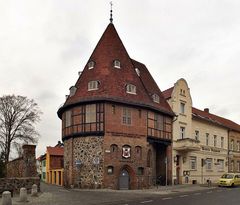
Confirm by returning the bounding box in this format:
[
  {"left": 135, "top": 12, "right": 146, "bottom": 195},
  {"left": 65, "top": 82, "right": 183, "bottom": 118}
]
[
  {"left": 1, "top": 182, "right": 240, "bottom": 205},
  {"left": 120, "top": 187, "right": 240, "bottom": 205}
]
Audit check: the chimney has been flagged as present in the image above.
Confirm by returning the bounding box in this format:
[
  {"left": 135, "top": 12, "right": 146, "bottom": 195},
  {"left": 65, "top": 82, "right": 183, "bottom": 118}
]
[{"left": 204, "top": 108, "right": 209, "bottom": 113}]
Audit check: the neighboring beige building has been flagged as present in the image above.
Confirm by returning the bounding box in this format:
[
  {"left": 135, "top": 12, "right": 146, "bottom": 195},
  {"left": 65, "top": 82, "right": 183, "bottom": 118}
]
[
  {"left": 163, "top": 78, "right": 240, "bottom": 185},
  {"left": 228, "top": 130, "right": 240, "bottom": 173}
]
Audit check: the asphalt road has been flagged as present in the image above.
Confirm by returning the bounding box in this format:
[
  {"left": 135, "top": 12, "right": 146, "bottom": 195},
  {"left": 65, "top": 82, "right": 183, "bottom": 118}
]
[{"left": 119, "top": 187, "right": 240, "bottom": 205}]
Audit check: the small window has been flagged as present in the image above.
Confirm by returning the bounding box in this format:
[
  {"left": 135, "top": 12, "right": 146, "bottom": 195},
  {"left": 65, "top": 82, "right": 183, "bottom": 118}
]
[
  {"left": 110, "top": 144, "right": 118, "bottom": 153},
  {"left": 88, "top": 81, "right": 99, "bottom": 91},
  {"left": 135, "top": 68, "right": 140, "bottom": 76},
  {"left": 152, "top": 94, "right": 160, "bottom": 103},
  {"left": 107, "top": 166, "right": 114, "bottom": 175},
  {"left": 113, "top": 60, "right": 121, "bottom": 68},
  {"left": 180, "top": 127, "right": 185, "bottom": 139},
  {"left": 137, "top": 167, "right": 144, "bottom": 175},
  {"left": 195, "top": 131, "right": 199, "bottom": 141},
  {"left": 122, "top": 107, "right": 131, "bottom": 125},
  {"left": 180, "top": 102, "right": 185, "bottom": 114},
  {"left": 85, "top": 104, "right": 96, "bottom": 123},
  {"left": 206, "top": 133, "right": 209, "bottom": 146},
  {"left": 189, "top": 156, "right": 197, "bottom": 170},
  {"left": 221, "top": 137, "right": 224, "bottom": 148},
  {"left": 112, "top": 105, "right": 116, "bottom": 114},
  {"left": 206, "top": 158, "right": 212, "bottom": 170},
  {"left": 214, "top": 135, "right": 217, "bottom": 147},
  {"left": 65, "top": 110, "right": 72, "bottom": 127},
  {"left": 88, "top": 61, "right": 95, "bottom": 69},
  {"left": 126, "top": 84, "right": 136, "bottom": 94}
]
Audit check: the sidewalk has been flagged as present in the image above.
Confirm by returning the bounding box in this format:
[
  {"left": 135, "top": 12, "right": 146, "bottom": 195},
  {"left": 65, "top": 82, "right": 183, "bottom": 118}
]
[{"left": 0, "top": 183, "right": 217, "bottom": 205}]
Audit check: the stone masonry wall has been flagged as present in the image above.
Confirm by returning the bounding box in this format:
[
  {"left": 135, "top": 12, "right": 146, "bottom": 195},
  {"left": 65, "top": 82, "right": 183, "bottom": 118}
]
[
  {"left": 6, "top": 158, "right": 24, "bottom": 178},
  {"left": 64, "top": 136, "right": 104, "bottom": 188},
  {"left": 0, "top": 177, "right": 40, "bottom": 195}
]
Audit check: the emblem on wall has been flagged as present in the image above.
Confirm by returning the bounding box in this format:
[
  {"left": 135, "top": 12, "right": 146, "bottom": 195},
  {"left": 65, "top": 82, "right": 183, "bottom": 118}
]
[{"left": 122, "top": 146, "right": 131, "bottom": 158}]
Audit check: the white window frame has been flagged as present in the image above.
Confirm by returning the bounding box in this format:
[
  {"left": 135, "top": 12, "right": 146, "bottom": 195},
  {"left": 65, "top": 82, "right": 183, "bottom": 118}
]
[
  {"left": 126, "top": 84, "right": 136, "bottom": 94},
  {"left": 122, "top": 107, "right": 131, "bottom": 125},
  {"left": 85, "top": 104, "right": 96, "bottom": 123},
  {"left": 214, "top": 135, "right": 217, "bottom": 147},
  {"left": 217, "top": 159, "right": 224, "bottom": 171},
  {"left": 113, "top": 60, "right": 121, "bottom": 68},
  {"left": 88, "top": 61, "right": 95, "bottom": 69},
  {"left": 152, "top": 94, "right": 160, "bottom": 103},
  {"left": 180, "top": 102, "right": 185, "bottom": 114},
  {"left": 189, "top": 156, "right": 197, "bottom": 170},
  {"left": 206, "top": 158, "right": 212, "bottom": 170},
  {"left": 88, "top": 81, "right": 99, "bottom": 91}
]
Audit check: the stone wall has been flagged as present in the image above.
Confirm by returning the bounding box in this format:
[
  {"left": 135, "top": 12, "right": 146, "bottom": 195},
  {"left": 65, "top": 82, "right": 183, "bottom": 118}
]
[
  {"left": 64, "top": 136, "right": 104, "bottom": 188},
  {"left": 6, "top": 158, "right": 24, "bottom": 178},
  {"left": 0, "top": 177, "right": 40, "bottom": 195},
  {"left": 7, "top": 145, "right": 37, "bottom": 178}
]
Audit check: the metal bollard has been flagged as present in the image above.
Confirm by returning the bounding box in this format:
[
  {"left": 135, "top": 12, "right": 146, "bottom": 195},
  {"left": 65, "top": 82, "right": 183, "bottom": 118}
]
[
  {"left": 2, "top": 191, "right": 12, "bottom": 205},
  {"left": 19, "top": 187, "right": 27, "bottom": 202},
  {"left": 31, "top": 184, "right": 38, "bottom": 197}
]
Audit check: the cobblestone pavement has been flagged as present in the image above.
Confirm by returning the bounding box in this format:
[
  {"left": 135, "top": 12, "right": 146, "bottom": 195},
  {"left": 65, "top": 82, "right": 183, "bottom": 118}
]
[{"left": 0, "top": 182, "right": 217, "bottom": 205}]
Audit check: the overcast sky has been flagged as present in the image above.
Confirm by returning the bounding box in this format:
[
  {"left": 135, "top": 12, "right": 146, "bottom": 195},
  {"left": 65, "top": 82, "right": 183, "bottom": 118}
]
[{"left": 1, "top": 0, "right": 240, "bottom": 158}]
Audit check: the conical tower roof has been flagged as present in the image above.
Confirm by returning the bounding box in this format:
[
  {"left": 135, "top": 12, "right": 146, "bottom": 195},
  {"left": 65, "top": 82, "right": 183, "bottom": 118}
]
[{"left": 58, "top": 23, "right": 173, "bottom": 118}]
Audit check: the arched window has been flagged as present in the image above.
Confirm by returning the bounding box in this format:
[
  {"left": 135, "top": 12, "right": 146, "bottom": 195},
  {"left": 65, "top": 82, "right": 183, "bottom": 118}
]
[
  {"left": 147, "top": 149, "right": 152, "bottom": 167},
  {"left": 113, "top": 60, "right": 121, "bottom": 68},
  {"left": 88, "top": 80, "right": 100, "bottom": 91},
  {"left": 110, "top": 144, "right": 118, "bottom": 153},
  {"left": 135, "top": 146, "right": 142, "bottom": 159}
]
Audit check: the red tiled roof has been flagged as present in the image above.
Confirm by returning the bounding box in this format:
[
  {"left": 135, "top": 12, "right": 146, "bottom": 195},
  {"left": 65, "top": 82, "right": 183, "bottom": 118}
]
[
  {"left": 47, "top": 147, "right": 64, "bottom": 156},
  {"left": 162, "top": 87, "right": 174, "bottom": 100},
  {"left": 58, "top": 23, "right": 174, "bottom": 117},
  {"left": 192, "top": 107, "right": 240, "bottom": 132}
]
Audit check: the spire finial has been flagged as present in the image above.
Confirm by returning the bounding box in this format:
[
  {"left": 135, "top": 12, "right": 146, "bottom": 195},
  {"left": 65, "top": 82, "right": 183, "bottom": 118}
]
[{"left": 110, "top": 1, "right": 113, "bottom": 23}]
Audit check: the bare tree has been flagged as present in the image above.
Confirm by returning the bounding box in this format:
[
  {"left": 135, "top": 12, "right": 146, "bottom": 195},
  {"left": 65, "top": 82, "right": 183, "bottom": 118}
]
[{"left": 0, "top": 95, "right": 42, "bottom": 163}]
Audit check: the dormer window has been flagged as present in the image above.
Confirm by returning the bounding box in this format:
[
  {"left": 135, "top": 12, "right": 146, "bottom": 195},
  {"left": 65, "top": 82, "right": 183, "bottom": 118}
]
[
  {"left": 69, "top": 86, "right": 77, "bottom": 97},
  {"left": 126, "top": 84, "right": 136, "bottom": 94},
  {"left": 135, "top": 68, "right": 140, "bottom": 76},
  {"left": 88, "top": 80, "right": 99, "bottom": 91},
  {"left": 152, "top": 94, "right": 160, "bottom": 103},
  {"left": 113, "top": 60, "right": 121, "bottom": 68},
  {"left": 88, "top": 61, "right": 95, "bottom": 69}
]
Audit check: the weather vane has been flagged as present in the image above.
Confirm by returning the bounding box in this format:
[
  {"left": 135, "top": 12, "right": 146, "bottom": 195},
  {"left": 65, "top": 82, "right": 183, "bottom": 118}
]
[{"left": 110, "top": 1, "right": 113, "bottom": 23}]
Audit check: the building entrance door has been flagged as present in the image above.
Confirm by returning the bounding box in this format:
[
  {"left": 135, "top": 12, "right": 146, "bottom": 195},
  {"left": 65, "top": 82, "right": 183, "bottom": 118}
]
[{"left": 119, "top": 169, "right": 129, "bottom": 190}]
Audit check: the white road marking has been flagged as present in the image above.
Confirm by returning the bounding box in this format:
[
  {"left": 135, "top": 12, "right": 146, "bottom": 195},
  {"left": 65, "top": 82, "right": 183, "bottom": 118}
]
[
  {"left": 162, "top": 197, "right": 173, "bottom": 200},
  {"left": 193, "top": 192, "right": 201, "bottom": 195},
  {"left": 179, "top": 195, "right": 188, "bottom": 198},
  {"left": 207, "top": 191, "right": 212, "bottom": 194},
  {"left": 140, "top": 200, "right": 153, "bottom": 204}
]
